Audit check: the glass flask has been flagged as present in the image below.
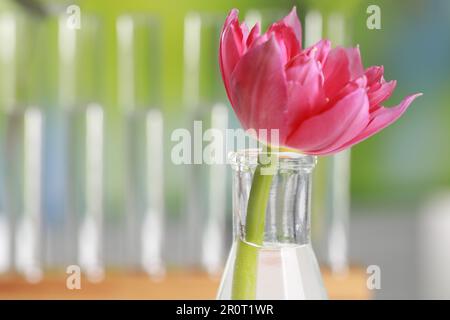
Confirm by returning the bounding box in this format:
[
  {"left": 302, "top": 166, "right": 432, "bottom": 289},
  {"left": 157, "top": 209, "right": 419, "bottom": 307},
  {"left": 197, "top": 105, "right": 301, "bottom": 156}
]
[{"left": 217, "top": 150, "right": 327, "bottom": 300}]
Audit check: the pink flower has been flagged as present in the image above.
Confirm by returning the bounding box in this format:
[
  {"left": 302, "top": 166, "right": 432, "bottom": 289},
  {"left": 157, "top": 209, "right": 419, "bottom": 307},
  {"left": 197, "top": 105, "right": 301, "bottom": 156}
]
[{"left": 219, "top": 8, "right": 422, "bottom": 155}]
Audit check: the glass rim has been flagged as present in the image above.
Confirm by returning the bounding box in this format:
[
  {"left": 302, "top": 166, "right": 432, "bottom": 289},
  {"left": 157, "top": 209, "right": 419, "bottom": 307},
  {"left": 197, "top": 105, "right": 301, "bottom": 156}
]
[{"left": 228, "top": 148, "right": 317, "bottom": 171}]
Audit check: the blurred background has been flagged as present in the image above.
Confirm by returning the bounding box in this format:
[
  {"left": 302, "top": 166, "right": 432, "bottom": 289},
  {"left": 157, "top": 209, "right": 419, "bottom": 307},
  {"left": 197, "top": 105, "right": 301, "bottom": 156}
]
[{"left": 0, "top": 0, "right": 449, "bottom": 299}]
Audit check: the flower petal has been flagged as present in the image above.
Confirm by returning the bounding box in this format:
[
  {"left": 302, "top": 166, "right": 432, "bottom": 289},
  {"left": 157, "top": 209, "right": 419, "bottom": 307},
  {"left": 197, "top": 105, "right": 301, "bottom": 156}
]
[
  {"left": 219, "top": 9, "right": 245, "bottom": 105},
  {"left": 368, "top": 80, "right": 397, "bottom": 109},
  {"left": 280, "top": 7, "right": 302, "bottom": 47},
  {"left": 323, "top": 47, "right": 364, "bottom": 99},
  {"left": 285, "top": 79, "right": 327, "bottom": 134},
  {"left": 285, "top": 54, "right": 327, "bottom": 133},
  {"left": 365, "top": 65, "right": 384, "bottom": 86},
  {"left": 322, "top": 48, "right": 350, "bottom": 98},
  {"left": 304, "top": 39, "right": 331, "bottom": 65},
  {"left": 364, "top": 65, "right": 397, "bottom": 108},
  {"left": 345, "top": 47, "right": 364, "bottom": 80},
  {"left": 230, "top": 36, "right": 288, "bottom": 144},
  {"left": 326, "top": 74, "right": 367, "bottom": 107},
  {"left": 240, "top": 22, "right": 249, "bottom": 40},
  {"left": 246, "top": 22, "right": 261, "bottom": 48},
  {"left": 286, "top": 88, "right": 369, "bottom": 153},
  {"left": 268, "top": 22, "right": 300, "bottom": 63},
  {"left": 285, "top": 54, "right": 322, "bottom": 84},
  {"left": 320, "top": 93, "right": 423, "bottom": 154}
]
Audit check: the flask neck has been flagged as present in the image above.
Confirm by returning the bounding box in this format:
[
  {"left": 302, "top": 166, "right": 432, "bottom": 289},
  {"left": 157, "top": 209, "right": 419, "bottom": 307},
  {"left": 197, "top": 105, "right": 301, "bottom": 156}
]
[{"left": 230, "top": 150, "right": 316, "bottom": 247}]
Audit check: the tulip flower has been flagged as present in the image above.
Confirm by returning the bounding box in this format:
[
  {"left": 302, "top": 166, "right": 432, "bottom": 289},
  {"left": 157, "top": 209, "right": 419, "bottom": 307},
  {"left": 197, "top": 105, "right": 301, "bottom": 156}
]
[
  {"left": 219, "top": 8, "right": 422, "bottom": 155},
  {"left": 219, "top": 7, "right": 421, "bottom": 300}
]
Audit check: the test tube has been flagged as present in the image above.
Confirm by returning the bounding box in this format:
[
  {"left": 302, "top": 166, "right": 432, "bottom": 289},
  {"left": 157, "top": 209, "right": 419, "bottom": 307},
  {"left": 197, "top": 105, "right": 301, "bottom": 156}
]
[
  {"left": 182, "top": 12, "right": 226, "bottom": 271},
  {"left": 78, "top": 103, "right": 105, "bottom": 282},
  {"left": 325, "top": 13, "right": 351, "bottom": 275},
  {"left": 201, "top": 103, "right": 228, "bottom": 275},
  {"left": 141, "top": 110, "right": 165, "bottom": 277},
  {"left": 117, "top": 14, "right": 165, "bottom": 276},
  {"left": 14, "top": 107, "right": 44, "bottom": 283},
  {"left": 0, "top": 13, "right": 16, "bottom": 274}
]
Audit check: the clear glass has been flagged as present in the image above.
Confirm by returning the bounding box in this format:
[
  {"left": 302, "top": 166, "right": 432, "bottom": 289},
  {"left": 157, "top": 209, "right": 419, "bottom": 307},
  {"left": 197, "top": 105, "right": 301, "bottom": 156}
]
[{"left": 217, "top": 150, "right": 327, "bottom": 300}]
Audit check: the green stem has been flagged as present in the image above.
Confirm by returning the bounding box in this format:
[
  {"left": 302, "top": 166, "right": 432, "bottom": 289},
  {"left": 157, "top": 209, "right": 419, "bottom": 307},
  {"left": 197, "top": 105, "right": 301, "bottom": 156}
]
[{"left": 231, "top": 149, "right": 275, "bottom": 299}]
